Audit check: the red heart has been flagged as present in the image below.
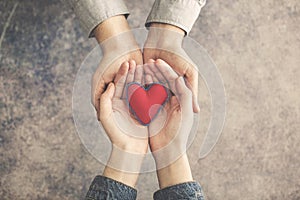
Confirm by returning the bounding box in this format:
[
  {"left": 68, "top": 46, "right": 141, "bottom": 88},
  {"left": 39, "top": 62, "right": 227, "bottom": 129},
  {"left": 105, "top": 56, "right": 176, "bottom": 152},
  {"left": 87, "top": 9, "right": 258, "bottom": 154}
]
[{"left": 127, "top": 83, "right": 169, "bottom": 125}]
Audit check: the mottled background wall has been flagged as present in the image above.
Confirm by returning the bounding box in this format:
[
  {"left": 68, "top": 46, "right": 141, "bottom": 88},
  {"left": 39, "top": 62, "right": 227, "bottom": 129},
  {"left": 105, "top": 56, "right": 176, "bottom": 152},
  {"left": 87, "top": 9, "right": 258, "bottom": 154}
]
[{"left": 0, "top": 0, "right": 299, "bottom": 199}]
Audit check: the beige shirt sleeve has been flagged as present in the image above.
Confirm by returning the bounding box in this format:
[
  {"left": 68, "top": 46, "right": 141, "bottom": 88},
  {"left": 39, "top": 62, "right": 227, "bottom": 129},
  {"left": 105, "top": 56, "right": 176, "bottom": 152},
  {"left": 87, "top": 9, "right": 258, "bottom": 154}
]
[
  {"left": 146, "top": 0, "right": 206, "bottom": 35},
  {"left": 66, "top": 0, "right": 129, "bottom": 37}
]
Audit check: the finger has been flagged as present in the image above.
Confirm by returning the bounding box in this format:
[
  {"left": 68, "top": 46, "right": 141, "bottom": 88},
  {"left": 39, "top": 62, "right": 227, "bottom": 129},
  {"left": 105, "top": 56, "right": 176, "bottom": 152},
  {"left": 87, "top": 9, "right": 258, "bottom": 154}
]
[
  {"left": 167, "top": 55, "right": 200, "bottom": 113},
  {"left": 134, "top": 63, "right": 144, "bottom": 84},
  {"left": 170, "top": 95, "right": 179, "bottom": 108},
  {"left": 99, "top": 83, "right": 115, "bottom": 121},
  {"left": 93, "top": 78, "right": 106, "bottom": 120},
  {"left": 147, "top": 61, "right": 167, "bottom": 87},
  {"left": 148, "top": 59, "right": 155, "bottom": 63},
  {"left": 145, "top": 74, "right": 154, "bottom": 85},
  {"left": 114, "top": 62, "right": 129, "bottom": 98},
  {"left": 155, "top": 59, "right": 179, "bottom": 94},
  {"left": 185, "top": 66, "right": 200, "bottom": 113},
  {"left": 122, "top": 60, "right": 136, "bottom": 98},
  {"left": 114, "top": 61, "right": 129, "bottom": 83},
  {"left": 144, "top": 63, "right": 159, "bottom": 83},
  {"left": 175, "top": 77, "right": 193, "bottom": 113},
  {"left": 156, "top": 59, "right": 179, "bottom": 79}
]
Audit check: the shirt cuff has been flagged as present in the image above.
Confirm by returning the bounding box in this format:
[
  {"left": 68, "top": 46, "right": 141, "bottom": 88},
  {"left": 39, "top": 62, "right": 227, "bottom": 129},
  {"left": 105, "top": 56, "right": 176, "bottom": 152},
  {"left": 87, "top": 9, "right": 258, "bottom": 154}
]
[
  {"left": 68, "top": 0, "right": 129, "bottom": 37},
  {"left": 153, "top": 181, "right": 205, "bottom": 200},
  {"left": 85, "top": 175, "right": 137, "bottom": 200},
  {"left": 146, "top": 0, "right": 206, "bottom": 35}
]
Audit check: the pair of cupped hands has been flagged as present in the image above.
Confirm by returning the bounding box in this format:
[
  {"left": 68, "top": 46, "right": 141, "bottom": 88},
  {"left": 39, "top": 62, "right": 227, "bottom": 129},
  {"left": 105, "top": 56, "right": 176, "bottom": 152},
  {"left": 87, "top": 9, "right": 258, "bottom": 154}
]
[
  {"left": 99, "top": 58, "right": 198, "bottom": 188},
  {"left": 91, "top": 24, "right": 201, "bottom": 188},
  {"left": 92, "top": 26, "right": 200, "bottom": 159},
  {"left": 100, "top": 58, "right": 194, "bottom": 157}
]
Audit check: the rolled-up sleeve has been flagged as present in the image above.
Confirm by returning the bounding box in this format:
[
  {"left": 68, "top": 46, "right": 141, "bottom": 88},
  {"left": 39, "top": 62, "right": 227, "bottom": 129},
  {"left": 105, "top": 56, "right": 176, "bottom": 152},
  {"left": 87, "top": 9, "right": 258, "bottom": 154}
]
[
  {"left": 146, "top": 0, "right": 206, "bottom": 35},
  {"left": 153, "top": 181, "right": 205, "bottom": 200},
  {"left": 66, "top": 0, "right": 129, "bottom": 37}
]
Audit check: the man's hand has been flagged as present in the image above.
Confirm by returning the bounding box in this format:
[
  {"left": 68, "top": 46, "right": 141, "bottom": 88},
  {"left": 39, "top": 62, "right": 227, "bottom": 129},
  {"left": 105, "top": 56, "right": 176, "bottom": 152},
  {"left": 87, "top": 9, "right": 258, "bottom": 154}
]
[
  {"left": 92, "top": 50, "right": 142, "bottom": 120},
  {"left": 143, "top": 23, "right": 200, "bottom": 113},
  {"left": 92, "top": 15, "right": 143, "bottom": 120}
]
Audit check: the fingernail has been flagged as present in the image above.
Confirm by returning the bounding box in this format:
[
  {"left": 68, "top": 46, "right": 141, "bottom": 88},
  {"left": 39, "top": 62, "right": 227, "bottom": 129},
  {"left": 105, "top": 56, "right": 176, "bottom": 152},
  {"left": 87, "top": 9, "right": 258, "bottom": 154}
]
[
  {"left": 130, "top": 60, "right": 136, "bottom": 66},
  {"left": 179, "top": 76, "right": 184, "bottom": 83},
  {"left": 108, "top": 82, "right": 113, "bottom": 88}
]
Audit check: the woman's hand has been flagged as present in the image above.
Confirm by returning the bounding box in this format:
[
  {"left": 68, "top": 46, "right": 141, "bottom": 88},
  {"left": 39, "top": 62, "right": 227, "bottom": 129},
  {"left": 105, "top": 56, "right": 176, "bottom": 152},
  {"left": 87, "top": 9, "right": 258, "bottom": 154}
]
[
  {"left": 145, "top": 59, "right": 195, "bottom": 188},
  {"left": 99, "top": 60, "right": 148, "bottom": 154},
  {"left": 99, "top": 60, "right": 148, "bottom": 187}
]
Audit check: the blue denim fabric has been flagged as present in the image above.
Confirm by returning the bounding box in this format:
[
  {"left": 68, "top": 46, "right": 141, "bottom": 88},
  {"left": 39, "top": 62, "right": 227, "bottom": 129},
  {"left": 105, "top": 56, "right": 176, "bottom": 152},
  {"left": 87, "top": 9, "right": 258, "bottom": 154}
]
[
  {"left": 85, "top": 176, "right": 205, "bottom": 200},
  {"left": 85, "top": 176, "right": 137, "bottom": 200},
  {"left": 153, "top": 181, "right": 205, "bottom": 200}
]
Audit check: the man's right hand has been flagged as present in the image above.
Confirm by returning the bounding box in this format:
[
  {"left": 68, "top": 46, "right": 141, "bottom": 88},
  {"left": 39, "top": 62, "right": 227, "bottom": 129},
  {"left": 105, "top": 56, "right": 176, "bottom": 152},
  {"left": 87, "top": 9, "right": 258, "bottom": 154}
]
[{"left": 92, "top": 15, "right": 143, "bottom": 119}]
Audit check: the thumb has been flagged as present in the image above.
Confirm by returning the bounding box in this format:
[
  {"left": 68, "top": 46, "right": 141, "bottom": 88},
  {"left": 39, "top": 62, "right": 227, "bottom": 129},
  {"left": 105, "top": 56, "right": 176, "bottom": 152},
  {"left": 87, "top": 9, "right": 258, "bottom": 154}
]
[
  {"left": 185, "top": 65, "right": 200, "bottom": 113},
  {"left": 99, "top": 83, "right": 115, "bottom": 121},
  {"left": 175, "top": 77, "right": 193, "bottom": 114}
]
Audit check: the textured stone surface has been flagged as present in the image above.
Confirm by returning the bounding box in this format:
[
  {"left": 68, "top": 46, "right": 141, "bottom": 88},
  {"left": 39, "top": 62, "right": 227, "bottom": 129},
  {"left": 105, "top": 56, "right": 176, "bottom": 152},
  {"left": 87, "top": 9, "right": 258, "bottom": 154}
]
[{"left": 0, "top": 0, "right": 299, "bottom": 199}]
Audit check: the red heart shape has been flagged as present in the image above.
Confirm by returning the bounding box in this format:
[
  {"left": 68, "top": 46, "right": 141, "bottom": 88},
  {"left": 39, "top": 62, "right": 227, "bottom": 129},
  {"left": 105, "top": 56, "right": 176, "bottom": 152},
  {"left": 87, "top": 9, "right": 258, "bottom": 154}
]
[{"left": 127, "top": 83, "right": 169, "bottom": 125}]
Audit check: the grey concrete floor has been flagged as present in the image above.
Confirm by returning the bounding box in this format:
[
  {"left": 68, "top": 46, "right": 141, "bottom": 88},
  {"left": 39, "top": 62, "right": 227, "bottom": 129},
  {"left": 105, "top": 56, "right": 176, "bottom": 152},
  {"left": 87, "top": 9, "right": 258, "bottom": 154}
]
[{"left": 0, "top": 0, "right": 300, "bottom": 199}]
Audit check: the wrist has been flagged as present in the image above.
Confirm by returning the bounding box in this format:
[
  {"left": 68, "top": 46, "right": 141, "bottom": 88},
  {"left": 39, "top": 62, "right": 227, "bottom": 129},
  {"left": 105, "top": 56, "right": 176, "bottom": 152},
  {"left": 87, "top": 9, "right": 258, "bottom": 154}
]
[
  {"left": 103, "top": 145, "right": 146, "bottom": 187},
  {"left": 152, "top": 140, "right": 187, "bottom": 170},
  {"left": 106, "top": 145, "right": 146, "bottom": 172},
  {"left": 99, "top": 29, "right": 140, "bottom": 55},
  {"left": 156, "top": 154, "right": 193, "bottom": 189},
  {"left": 150, "top": 23, "right": 185, "bottom": 35},
  {"left": 145, "top": 25, "right": 184, "bottom": 50},
  {"left": 94, "top": 15, "right": 131, "bottom": 43},
  {"left": 114, "top": 142, "right": 148, "bottom": 155}
]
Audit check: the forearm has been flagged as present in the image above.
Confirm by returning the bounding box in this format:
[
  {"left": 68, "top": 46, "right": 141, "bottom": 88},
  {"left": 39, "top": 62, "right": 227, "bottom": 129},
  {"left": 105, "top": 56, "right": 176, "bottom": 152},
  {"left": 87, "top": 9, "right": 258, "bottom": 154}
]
[
  {"left": 93, "top": 15, "right": 140, "bottom": 56},
  {"left": 103, "top": 146, "right": 145, "bottom": 188},
  {"left": 154, "top": 154, "right": 205, "bottom": 200},
  {"left": 146, "top": 0, "right": 206, "bottom": 35},
  {"left": 156, "top": 153, "right": 193, "bottom": 189},
  {"left": 103, "top": 167, "right": 139, "bottom": 188},
  {"left": 66, "top": 0, "right": 129, "bottom": 37}
]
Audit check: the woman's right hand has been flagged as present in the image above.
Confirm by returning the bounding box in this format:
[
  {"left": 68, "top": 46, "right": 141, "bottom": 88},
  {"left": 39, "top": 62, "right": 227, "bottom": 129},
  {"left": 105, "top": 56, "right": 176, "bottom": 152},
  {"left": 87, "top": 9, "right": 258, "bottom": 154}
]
[
  {"left": 92, "top": 17, "right": 143, "bottom": 120},
  {"left": 99, "top": 60, "right": 148, "bottom": 154},
  {"left": 99, "top": 60, "right": 148, "bottom": 187}
]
